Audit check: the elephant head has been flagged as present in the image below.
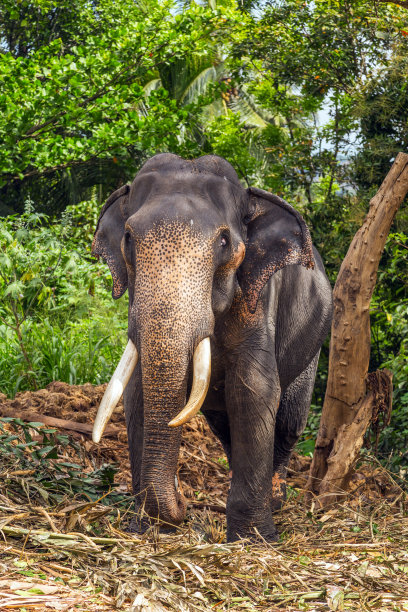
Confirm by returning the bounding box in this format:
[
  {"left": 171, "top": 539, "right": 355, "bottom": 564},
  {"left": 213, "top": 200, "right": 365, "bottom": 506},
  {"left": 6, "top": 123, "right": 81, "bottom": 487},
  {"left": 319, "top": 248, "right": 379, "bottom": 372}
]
[{"left": 91, "top": 153, "right": 313, "bottom": 527}]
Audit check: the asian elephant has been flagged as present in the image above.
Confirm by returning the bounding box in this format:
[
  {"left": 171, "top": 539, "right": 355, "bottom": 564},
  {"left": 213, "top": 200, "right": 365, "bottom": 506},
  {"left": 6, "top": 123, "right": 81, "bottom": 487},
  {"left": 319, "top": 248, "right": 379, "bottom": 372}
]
[{"left": 91, "top": 153, "right": 332, "bottom": 542}]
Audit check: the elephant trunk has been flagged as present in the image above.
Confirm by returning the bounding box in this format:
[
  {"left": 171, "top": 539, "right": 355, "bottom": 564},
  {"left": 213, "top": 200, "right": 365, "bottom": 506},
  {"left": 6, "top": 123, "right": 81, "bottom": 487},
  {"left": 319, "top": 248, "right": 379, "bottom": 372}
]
[
  {"left": 138, "top": 331, "right": 193, "bottom": 527},
  {"left": 92, "top": 327, "right": 211, "bottom": 526},
  {"left": 129, "top": 222, "right": 214, "bottom": 526}
]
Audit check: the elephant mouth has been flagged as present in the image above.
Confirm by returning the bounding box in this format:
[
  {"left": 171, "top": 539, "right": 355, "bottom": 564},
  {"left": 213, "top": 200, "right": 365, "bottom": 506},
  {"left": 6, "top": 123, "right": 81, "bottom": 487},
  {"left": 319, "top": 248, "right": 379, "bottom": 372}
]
[{"left": 92, "top": 337, "right": 211, "bottom": 443}]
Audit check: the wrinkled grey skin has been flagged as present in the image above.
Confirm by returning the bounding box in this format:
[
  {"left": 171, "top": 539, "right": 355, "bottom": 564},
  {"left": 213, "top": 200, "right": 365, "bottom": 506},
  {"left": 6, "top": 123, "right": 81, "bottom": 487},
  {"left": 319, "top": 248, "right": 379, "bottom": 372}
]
[{"left": 92, "top": 154, "right": 333, "bottom": 542}]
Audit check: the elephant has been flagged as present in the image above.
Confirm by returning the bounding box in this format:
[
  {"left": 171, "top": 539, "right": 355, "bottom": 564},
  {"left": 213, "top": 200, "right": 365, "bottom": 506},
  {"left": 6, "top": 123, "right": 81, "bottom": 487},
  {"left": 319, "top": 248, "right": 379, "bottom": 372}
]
[{"left": 91, "top": 153, "right": 333, "bottom": 542}]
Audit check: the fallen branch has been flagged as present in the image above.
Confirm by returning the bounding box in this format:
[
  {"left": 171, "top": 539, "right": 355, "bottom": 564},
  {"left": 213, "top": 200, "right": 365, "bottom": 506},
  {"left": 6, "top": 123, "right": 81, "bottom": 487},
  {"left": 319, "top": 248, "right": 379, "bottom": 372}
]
[
  {"left": 0, "top": 408, "right": 121, "bottom": 438},
  {"left": 188, "top": 501, "right": 226, "bottom": 514}
]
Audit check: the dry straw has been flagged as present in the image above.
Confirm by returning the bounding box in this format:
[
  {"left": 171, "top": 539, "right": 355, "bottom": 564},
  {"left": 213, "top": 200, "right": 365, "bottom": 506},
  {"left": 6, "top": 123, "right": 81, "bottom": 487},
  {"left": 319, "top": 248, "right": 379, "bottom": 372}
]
[{"left": 0, "top": 385, "right": 407, "bottom": 611}]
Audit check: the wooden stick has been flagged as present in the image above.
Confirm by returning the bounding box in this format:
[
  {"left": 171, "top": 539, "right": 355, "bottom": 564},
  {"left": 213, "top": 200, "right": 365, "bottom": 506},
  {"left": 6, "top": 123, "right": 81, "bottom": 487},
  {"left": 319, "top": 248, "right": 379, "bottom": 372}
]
[
  {"left": 188, "top": 501, "right": 226, "bottom": 514},
  {"left": 0, "top": 408, "right": 122, "bottom": 438}
]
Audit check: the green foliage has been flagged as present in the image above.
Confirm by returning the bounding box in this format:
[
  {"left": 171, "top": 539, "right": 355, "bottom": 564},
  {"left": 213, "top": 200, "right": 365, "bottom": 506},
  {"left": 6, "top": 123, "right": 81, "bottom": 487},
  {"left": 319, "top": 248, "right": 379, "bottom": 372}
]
[
  {"left": 352, "top": 52, "right": 408, "bottom": 192},
  {"left": 0, "top": 0, "right": 242, "bottom": 213},
  {"left": 0, "top": 199, "right": 127, "bottom": 395},
  {"left": 0, "top": 417, "right": 128, "bottom": 505},
  {"left": 205, "top": 112, "right": 262, "bottom": 184},
  {"left": 232, "top": 0, "right": 408, "bottom": 219},
  {"left": 369, "top": 232, "right": 408, "bottom": 471},
  {"left": 0, "top": 318, "right": 127, "bottom": 396},
  {"left": 0, "top": 200, "right": 70, "bottom": 315}
]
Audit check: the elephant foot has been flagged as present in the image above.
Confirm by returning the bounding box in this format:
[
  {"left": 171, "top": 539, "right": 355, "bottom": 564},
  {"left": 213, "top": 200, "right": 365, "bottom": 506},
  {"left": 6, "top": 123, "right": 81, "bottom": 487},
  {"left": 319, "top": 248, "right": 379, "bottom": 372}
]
[
  {"left": 227, "top": 520, "right": 279, "bottom": 543},
  {"left": 127, "top": 515, "right": 180, "bottom": 535},
  {"left": 126, "top": 511, "right": 153, "bottom": 535},
  {"left": 126, "top": 501, "right": 181, "bottom": 535},
  {"left": 226, "top": 509, "right": 279, "bottom": 543}
]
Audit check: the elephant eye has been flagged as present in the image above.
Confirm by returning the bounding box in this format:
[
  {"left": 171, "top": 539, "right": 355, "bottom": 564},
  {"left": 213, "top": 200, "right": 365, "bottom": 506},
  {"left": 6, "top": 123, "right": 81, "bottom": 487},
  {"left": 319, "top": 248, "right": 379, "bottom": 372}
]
[
  {"left": 220, "top": 233, "right": 229, "bottom": 248},
  {"left": 123, "top": 230, "right": 133, "bottom": 266}
]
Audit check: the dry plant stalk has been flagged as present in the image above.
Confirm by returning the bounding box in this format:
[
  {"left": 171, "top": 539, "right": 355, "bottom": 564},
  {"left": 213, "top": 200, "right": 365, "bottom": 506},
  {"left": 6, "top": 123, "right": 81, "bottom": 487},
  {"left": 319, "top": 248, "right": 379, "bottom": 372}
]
[
  {"left": 1, "top": 491, "right": 408, "bottom": 611},
  {"left": 307, "top": 152, "right": 408, "bottom": 507}
]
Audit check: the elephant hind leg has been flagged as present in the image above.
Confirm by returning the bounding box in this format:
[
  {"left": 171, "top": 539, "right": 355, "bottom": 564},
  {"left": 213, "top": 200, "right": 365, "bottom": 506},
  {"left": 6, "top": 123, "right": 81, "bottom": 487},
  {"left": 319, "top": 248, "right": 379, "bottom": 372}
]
[
  {"left": 272, "top": 352, "right": 320, "bottom": 511},
  {"left": 203, "top": 409, "right": 232, "bottom": 467}
]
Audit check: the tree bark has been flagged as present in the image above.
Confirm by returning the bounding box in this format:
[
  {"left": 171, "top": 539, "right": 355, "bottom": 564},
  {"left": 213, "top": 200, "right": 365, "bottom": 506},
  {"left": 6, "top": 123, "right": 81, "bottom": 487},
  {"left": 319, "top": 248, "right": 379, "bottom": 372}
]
[{"left": 306, "top": 152, "right": 408, "bottom": 507}]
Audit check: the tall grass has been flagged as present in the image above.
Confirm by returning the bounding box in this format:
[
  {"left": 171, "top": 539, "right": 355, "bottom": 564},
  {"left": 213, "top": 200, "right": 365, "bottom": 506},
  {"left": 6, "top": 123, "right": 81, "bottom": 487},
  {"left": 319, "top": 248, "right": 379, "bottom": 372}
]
[
  {"left": 0, "top": 198, "right": 129, "bottom": 398},
  {"left": 0, "top": 307, "right": 128, "bottom": 397}
]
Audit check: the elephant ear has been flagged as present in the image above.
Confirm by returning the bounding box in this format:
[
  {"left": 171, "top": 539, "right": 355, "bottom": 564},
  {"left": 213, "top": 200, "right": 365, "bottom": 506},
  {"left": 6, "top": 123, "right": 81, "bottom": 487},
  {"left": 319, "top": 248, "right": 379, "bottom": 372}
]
[
  {"left": 238, "top": 187, "right": 314, "bottom": 313},
  {"left": 92, "top": 184, "right": 130, "bottom": 299}
]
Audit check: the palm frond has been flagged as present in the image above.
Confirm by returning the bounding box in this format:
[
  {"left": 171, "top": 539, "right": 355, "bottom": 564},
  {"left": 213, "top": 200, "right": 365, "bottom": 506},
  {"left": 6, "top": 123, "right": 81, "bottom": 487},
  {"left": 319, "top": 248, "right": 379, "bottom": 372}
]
[
  {"left": 180, "top": 64, "right": 223, "bottom": 105},
  {"left": 228, "top": 88, "right": 273, "bottom": 128},
  {"left": 137, "top": 79, "right": 163, "bottom": 117},
  {"left": 143, "top": 78, "right": 162, "bottom": 96},
  {"left": 159, "top": 54, "right": 219, "bottom": 102},
  {"left": 200, "top": 98, "right": 229, "bottom": 122}
]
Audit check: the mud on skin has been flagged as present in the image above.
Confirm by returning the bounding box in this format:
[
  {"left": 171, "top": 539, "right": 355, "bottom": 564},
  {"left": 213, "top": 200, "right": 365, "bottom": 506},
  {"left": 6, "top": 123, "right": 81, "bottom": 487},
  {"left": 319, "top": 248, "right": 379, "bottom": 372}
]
[{"left": 92, "top": 153, "right": 333, "bottom": 542}]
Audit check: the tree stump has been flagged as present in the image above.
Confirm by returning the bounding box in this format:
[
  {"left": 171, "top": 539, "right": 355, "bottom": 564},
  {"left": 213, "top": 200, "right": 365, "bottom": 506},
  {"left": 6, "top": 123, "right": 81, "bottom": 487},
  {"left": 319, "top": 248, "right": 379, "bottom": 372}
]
[{"left": 306, "top": 152, "right": 408, "bottom": 508}]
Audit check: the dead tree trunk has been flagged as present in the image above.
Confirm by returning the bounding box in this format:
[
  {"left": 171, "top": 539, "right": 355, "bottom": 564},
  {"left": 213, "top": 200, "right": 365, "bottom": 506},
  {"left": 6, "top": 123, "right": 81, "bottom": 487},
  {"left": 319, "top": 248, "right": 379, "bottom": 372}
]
[{"left": 306, "top": 152, "right": 408, "bottom": 508}]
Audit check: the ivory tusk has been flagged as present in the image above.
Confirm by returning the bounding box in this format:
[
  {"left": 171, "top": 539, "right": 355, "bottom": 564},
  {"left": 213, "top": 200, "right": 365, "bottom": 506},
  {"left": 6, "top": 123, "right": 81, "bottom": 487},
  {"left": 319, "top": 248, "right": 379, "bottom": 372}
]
[
  {"left": 168, "top": 337, "right": 211, "bottom": 428},
  {"left": 92, "top": 339, "right": 138, "bottom": 443}
]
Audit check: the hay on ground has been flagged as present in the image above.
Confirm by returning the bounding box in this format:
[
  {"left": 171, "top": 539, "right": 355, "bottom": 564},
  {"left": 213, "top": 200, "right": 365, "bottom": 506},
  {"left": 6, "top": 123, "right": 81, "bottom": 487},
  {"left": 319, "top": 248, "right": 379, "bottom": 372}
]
[{"left": 0, "top": 383, "right": 407, "bottom": 611}]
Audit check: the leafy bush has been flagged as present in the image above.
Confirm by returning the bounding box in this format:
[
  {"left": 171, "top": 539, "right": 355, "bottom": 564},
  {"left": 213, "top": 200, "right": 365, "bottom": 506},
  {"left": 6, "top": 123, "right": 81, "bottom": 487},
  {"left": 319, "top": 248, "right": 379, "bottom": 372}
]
[
  {"left": 369, "top": 232, "right": 408, "bottom": 473},
  {"left": 0, "top": 417, "right": 127, "bottom": 505},
  {"left": 0, "top": 199, "right": 127, "bottom": 396}
]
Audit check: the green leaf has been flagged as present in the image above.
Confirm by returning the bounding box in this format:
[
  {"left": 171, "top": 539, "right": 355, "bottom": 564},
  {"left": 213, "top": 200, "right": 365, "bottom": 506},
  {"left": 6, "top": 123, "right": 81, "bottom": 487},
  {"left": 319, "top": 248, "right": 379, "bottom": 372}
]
[{"left": 15, "top": 588, "right": 46, "bottom": 596}]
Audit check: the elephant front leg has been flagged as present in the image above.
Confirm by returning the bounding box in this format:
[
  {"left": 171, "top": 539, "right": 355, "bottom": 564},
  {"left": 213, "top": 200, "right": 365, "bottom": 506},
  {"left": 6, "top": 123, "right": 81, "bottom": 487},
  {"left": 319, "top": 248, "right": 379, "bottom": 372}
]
[{"left": 225, "top": 356, "right": 281, "bottom": 543}]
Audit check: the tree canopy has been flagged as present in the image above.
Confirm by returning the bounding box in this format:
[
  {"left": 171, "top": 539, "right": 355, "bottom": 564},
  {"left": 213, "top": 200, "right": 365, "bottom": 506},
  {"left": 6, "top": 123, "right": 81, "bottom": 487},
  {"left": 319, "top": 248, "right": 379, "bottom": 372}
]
[{"left": 0, "top": 0, "right": 242, "bottom": 212}]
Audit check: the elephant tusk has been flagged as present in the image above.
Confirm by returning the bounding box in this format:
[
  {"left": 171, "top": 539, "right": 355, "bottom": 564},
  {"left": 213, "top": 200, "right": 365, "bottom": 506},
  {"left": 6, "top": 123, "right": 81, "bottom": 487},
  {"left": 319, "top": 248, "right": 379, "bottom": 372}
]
[
  {"left": 92, "top": 339, "right": 138, "bottom": 443},
  {"left": 168, "top": 337, "right": 211, "bottom": 428}
]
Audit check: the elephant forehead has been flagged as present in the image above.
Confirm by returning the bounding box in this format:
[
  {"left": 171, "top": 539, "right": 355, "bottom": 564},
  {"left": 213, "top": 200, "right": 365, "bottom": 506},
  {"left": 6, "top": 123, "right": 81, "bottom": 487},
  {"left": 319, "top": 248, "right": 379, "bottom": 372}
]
[
  {"left": 133, "top": 220, "right": 215, "bottom": 301},
  {"left": 134, "top": 220, "right": 214, "bottom": 262},
  {"left": 132, "top": 222, "right": 216, "bottom": 348}
]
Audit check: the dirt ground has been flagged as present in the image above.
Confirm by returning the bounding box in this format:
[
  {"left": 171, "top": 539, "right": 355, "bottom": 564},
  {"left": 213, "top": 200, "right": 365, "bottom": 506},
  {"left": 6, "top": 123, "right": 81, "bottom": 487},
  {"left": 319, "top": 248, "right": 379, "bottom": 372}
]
[
  {"left": 1, "top": 383, "right": 407, "bottom": 611},
  {"left": 0, "top": 381, "right": 402, "bottom": 510}
]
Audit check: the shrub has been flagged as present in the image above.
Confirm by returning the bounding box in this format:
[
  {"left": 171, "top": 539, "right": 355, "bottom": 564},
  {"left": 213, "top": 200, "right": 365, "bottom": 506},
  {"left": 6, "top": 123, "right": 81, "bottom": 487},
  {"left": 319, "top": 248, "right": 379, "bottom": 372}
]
[{"left": 0, "top": 199, "right": 127, "bottom": 396}]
